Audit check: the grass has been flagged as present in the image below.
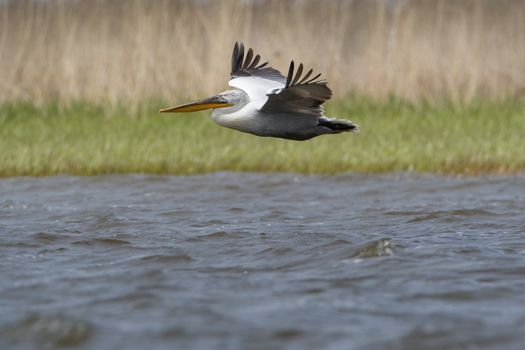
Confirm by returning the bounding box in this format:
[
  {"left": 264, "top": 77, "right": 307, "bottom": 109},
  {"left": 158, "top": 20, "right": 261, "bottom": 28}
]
[{"left": 1, "top": 97, "right": 524, "bottom": 177}]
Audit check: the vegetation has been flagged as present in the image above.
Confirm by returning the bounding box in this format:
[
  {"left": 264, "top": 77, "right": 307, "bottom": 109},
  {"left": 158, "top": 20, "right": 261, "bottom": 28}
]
[
  {"left": 1, "top": 98, "right": 524, "bottom": 176},
  {"left": 1, "top": 1, "right": 524, "bottom": 176},
  {"left": 2, "top": 0, "right": 524, "bottom": 104}
]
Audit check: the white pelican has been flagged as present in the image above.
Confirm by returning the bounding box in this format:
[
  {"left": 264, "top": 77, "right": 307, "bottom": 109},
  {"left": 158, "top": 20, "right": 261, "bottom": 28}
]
[{"left": 160, "top": 42, "right": 358, "bottom": 140}]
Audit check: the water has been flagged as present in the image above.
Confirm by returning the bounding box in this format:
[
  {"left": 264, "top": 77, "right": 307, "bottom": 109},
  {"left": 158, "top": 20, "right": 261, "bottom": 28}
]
[{"left": 1, "top": 173, "right": 525, "bottom": 350}]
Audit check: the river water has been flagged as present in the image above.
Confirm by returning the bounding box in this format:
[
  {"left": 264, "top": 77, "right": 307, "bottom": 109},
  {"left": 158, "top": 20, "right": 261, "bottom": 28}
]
[{"left": 1, "top": 173, "right": 525, "bottom": 350}]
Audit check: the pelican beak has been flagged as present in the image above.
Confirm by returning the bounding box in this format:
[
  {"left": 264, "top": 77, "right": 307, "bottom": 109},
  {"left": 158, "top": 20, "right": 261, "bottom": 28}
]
[{"left": 159, "top": 95, "right": 233, "bottom": 113}]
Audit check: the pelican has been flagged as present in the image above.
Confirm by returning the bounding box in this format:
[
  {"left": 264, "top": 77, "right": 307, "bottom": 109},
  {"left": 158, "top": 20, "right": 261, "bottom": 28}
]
[{"left": 160, "top": 42, "right": 358, "bottom": 140}]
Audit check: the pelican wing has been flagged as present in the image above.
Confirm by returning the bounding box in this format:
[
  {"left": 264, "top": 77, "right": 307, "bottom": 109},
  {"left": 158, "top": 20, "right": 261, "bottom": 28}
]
[
  {"left": 228, "top": 43, "right": 286, "bottom": 106},
  {"left": 259, "top": 61, "right": 332, "bottom": 116},
  {"left": 230, "top": 42, "right": 285, "bottom": 83}
]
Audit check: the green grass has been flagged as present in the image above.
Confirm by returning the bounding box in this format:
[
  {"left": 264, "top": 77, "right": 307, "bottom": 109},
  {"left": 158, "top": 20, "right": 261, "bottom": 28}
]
[{"left": 1, "top": 97, "right": 524, "bottom": 176}]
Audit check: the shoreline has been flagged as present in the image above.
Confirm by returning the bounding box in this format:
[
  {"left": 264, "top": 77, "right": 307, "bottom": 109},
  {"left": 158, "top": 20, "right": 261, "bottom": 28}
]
[{"left": 1, "top": 98, "right": 524, "bottom": 177}]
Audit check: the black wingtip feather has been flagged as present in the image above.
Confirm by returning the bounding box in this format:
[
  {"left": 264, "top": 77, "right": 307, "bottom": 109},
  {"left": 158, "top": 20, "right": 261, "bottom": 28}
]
[
  {"left": 285, "top": 61, "right": 294, "bottom": 88},
  {"left": 247, "top": 54, "right": 261, "bottom": 70},
  {"left": 298, "top": 68, "right": 313, "bottom": 84},
  {"left": 257, "top": 62, "right": 268, "bottom": 69},
  {"left": 306, "top": 73, "right": 322, "bottom": 84},
  {"left": 291, "top": 63, "right": 303, "bottom": 86},
  {"left": 237, "top": 43, "right": 245, "bottom": 70},
  {"left": 242, "top": 48, "right": 254, "bottom": 70},
  {"left": 231, "top": 42, "right": 239, "bottom": 74}
]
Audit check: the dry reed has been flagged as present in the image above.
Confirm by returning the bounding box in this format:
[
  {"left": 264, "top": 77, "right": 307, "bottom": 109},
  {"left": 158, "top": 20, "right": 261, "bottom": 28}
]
[{"left": 1, "top": 0, "right": 525, "bottom": 104}]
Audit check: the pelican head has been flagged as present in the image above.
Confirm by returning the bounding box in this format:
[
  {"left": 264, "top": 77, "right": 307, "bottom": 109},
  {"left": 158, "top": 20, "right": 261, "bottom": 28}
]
[{"left": 159, "top": 89, "right": 247, "bottom": 114}]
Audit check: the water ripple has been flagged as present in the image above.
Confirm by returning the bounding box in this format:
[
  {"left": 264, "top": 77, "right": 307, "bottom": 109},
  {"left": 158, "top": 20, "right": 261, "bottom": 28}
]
[{"left": 1, "top": 173, "right": 525, "bottom": 350}]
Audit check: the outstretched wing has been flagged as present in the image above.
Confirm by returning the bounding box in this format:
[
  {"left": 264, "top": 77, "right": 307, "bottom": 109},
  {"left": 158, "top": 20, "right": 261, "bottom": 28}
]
[
  {"left": 228, "top": 42, "right": 286, "bottom": 106},
  {"left": 259, "top": 61, "right": 332, "bottom": 116},
  {"left": 230, "top": 42, "right": 285, "bottom": 83}
]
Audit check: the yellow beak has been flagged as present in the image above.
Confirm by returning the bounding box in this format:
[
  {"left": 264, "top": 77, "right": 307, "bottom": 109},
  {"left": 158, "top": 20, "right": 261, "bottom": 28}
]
[{"left": 159, "top": 95, "right": 233, "bottom": 113}]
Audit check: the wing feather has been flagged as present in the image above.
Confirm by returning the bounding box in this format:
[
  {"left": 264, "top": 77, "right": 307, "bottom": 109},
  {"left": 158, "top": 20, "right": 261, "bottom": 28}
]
[
  {"left": 242, "top": 48, "right": 253, "bottom": 70},
  {"left": 247, "top": 54, "right": 261, "bottom": 70},
  {"left": 229, "top": 42, "right": 332, "bottom": 115},
  {"left": 298, "top": 68, "right": 313, "bottom": 84},
  {"left": 259, "top": 61, "right": 332, "bottom": 116},
  {"left": 230, "top": 42, "right": 286, "bottom": 83},
  {"left": 291, "top": 63, "right": 303, "bottom": 86}
]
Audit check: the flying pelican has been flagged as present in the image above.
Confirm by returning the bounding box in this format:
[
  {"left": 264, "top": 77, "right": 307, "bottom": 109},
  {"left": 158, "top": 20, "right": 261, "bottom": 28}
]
[{"left": 160, "top": 42, "right": 358, "bottom": 140}]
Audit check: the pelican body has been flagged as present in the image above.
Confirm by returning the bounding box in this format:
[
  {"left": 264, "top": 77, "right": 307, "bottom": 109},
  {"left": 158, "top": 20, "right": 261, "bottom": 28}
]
[{"left": 160, "top": 43, "right": 358, "bottom": 141}]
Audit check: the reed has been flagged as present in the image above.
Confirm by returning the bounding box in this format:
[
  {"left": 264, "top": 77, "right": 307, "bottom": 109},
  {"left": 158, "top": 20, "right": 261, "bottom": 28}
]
[{"left": 1, "top": 0, "right": 525, "bottom": 104}]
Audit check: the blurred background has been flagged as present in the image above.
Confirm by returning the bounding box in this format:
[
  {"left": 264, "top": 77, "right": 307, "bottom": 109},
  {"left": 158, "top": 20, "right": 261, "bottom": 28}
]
[{"left": 2, "top": 0, "right": 525, "bottom": 104}]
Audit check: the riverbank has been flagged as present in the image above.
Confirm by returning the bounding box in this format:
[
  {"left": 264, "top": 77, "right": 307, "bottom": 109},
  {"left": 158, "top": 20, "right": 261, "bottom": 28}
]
[{"left": 1, "top": 97, "right": 524, "bottom": 176}]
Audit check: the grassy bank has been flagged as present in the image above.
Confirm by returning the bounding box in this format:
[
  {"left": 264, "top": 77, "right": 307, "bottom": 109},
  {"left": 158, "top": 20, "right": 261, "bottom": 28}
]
[
  {"left": 1, "top": 98, "right": 524, "bottom": 176},
  {"left": 2, "top": 0, "right": 524, "bottom": 177}
]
